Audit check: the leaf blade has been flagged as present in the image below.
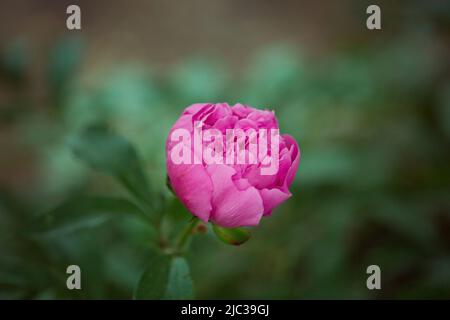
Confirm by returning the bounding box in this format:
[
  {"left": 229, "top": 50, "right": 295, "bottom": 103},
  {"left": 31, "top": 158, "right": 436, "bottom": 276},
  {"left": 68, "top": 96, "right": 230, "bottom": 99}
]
[
  {"left": 164, "top": 257, "right": 194, "bottom": 299},
  {"left": 68, "top": 125, "right": 156, "bottom": 213},
  {"left": 134, "top": 254, "right": 171, "bottom": 300},
  {"left": 35, "top": 195, "right": 148, "bottom": 233}
]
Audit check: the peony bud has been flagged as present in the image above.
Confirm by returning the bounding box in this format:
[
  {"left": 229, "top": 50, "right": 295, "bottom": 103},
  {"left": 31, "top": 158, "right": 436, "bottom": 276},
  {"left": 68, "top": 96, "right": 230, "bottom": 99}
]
[{"left": 166, "top": 103, "right": 300, "bottom": 228}]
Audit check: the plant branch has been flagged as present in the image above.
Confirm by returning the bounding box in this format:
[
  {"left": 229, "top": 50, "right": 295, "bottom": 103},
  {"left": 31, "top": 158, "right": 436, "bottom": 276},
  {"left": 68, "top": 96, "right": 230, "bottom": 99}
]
[{"left": 174, "top": 217, "right": 200, "bottom": 251}]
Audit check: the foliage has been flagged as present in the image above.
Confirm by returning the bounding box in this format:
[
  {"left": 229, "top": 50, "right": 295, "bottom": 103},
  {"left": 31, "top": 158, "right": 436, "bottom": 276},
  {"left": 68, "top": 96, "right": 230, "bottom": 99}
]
[{"left": 0, "top": 9, "right": 449, "bottom": 299}]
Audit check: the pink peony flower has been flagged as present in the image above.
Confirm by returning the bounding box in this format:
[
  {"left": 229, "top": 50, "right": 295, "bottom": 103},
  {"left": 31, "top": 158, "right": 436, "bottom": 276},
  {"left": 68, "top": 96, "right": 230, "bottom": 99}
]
[{"left": 166, "top": 103, "right": 300, "bottom": 228}]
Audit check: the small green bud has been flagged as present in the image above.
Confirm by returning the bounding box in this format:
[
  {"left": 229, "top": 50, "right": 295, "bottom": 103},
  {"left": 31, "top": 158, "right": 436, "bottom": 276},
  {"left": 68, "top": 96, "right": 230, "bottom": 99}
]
[{"left": 212, "top": 224, "right": 251, "bottom": 246}]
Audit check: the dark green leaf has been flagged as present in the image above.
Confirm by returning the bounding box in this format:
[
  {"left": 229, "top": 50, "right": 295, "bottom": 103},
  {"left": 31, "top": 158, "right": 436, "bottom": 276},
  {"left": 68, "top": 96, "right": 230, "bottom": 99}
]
[
  {"left": 69, "top": 124, "right": 138, "bottom": 175},
  {"left": 212, "top": 224, "right": 251, "bottom": 246},
  {"left": 166, "top": 175, "right": 174, "bottom": 194},
  {"left": 68, "top": 125, "right": 155, "bottom": 212},
  {"left": 164, "top": 257, "right": 194, "bottom": 299},
  {"left": 35, "top": 195, "right": 148, "bottom": 233},
  {"left": 47, "top": 36, "right": 83, "bottom": 105},
  {"left": 1, "top": 39, "right": 28, "bottom": 85},
  {"left": 134, "top": 255, "right": 194, "bottom": 300},
  {"left": 134, "top": 254, "right": 171, "bottom": 299}
]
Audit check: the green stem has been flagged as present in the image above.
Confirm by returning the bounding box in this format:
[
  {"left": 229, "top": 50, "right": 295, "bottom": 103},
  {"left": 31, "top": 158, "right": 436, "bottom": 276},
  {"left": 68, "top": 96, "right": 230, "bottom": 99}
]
[{"left": 175, "top": 217, "right": 200, "bottom": 251}]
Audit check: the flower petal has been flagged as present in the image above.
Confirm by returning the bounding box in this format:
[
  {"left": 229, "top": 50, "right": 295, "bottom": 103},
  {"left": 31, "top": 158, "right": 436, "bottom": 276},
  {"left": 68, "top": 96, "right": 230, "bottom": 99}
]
[
  {"left": 259, "top": 188, "right": 291, "bottom": 216},
  {"left": 166, "top": 161, "right": 213, "bottom": 222},
  {"left": 183, "top": 103, "right": 211, "bottom": 115},
  {"left": 207, "top": 165, "right": 264, "bottom": 227},
  {"left": 247, "top": 110, "right": 279, "bottom": 129},
  {"left": 281, "top": 134, "right": 300, "bottom": 189},
  {"left": 204, "top": 103, "right": 232, "bottom": 126}
]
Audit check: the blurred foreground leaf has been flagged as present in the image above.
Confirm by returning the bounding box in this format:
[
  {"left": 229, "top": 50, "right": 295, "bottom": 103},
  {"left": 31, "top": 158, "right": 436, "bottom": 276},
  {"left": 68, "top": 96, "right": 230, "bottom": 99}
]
[
  {"left": 1, "top": 39, "right": 28, "bottom": 85},
  {"left": 134, "top": 255, "right": 193, "bottom": 299},
  {"left": 164, "top": 257, "right": 194, "bottom": 299},
  {"left": 47, "top": 36, "right": 83, "bottom": 106},
  {"left": 35, "top": 196, "right": 148, "bottom": 233},
  {"left": 68, "top": 125, "right": 155, "bottom": 213}
]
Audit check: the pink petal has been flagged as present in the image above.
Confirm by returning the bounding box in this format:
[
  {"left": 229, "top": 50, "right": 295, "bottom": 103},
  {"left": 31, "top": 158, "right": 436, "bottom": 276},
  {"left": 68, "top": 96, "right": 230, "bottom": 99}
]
[
  {"left": 259, "top": 188, "right": 291, "bottom": 216},
  {"left": 214, "top": 115, "right": 238, "bottom": 132},
  {"left": 166, "top": 161, "right": 213, "bottom": 222},
  {"left": 233, "top": 177, "right": 252, "bottom": 191},
  {"left": 281, "top": 134, "right": 300, "bottom": 188},
  {"left": 231, "top": 103, "right": 254, "bottom": 118},
  {"left": 207, "top": 165, "right": 264, "bottom": 227},
  {"left": 207, "top": 103, "right": 232, "bottom": 121},
  {"left": 274, "top": 147, "right": 292, "bottom": 189},
  {"left": 192, "top": 104, "right": 215, "bottom": 123},
  {"left": 183, "top": 103, "right": 211, "bottom": 115},
  {"left": 247, "top": 110, "right": 279, "bottom": 129},
  {"left": 234, "top": 118, "right": 259, "bottom": 131},
  {"left": 243, "top": 164, "right": 277, "bottom": 189},
  {"left": 170, "top": 113, "right": 193, "bottom": 132}
]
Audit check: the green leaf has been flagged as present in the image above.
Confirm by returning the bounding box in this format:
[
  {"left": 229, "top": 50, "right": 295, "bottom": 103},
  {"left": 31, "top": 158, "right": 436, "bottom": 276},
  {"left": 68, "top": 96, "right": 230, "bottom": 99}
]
[
  {"left": 69, "top": 124, "right": 138, "bottom": 175},
  {"left": 166, "top": 175, "right": 174, "bottom": 194},
  {"left": 212, "top": 224, "right": 251, "bottom": 246},
  {"left": 35, "top": 195, "right": 148, "bottom": 233},
  {"left": 68, "top": 125, "right": 155, "bottom": 212},
  {"left": 164, "top": 257, "right": 194, "bottom": 299},
  {"left": 47, "top": 36, "right": 83, "bottom": 105},
  {"left": 1, "top": 39, "right": 29, "bottom": 85},
  {"left": 134, "top": 255, "right": 194, "bottom": 300},
  {"left": 134, "top": 254, "right": 170, "bottom": 299}
]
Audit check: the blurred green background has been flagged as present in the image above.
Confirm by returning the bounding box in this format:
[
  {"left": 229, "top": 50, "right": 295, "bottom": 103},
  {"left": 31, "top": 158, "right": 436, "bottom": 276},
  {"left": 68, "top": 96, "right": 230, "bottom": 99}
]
[{"left": 1, "top": 0, "right": 450, "bottom": 299}]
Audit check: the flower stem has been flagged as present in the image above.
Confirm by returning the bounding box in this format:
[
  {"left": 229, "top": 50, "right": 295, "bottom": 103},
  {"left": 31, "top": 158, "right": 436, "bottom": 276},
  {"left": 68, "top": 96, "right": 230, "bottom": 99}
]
[{"left": 175, "top": 217, "right": 200, "bottom": 251}]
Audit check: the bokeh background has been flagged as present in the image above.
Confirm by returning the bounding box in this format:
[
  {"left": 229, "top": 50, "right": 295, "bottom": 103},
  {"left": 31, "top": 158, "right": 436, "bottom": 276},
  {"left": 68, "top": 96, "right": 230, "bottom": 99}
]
[{"left": 1, "top": 0, "right": 450, "bottom": 299}]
